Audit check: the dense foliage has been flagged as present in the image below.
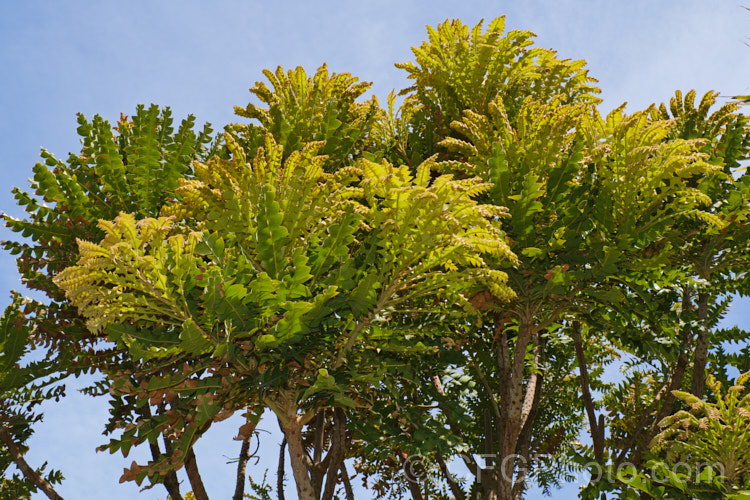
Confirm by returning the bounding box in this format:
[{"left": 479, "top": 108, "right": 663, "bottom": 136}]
[{"left": 1, "top": 16, "right": 748, "bottom": 500}]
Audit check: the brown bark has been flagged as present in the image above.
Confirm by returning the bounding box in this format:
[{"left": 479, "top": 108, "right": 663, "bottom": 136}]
[
  {"left": 141, "top": 404, "right": 181, "bottom": 500},
  {"left": 402, "top": 452, "right": 425, "bottom": 500},
  {"left": 340, "top": 462, "right": 355, "bottom": 500},
  {"left": 621, "top": 288, "right": 693, "bottom": 466},
  {"left": 511, "top": 459, "right": 528, "bottom": 500},
  {"left": 284, "top": 418, "right": 317, "bottom": 500},
  {"left": 495, "top": 313, "right": 511, "bottom": 451},
  {"left": 572, "top": 321, "right": 604, "bottom": 463},
  {"left": 232, "top": 434, "right": 252, "bottom": 500},
  {"left": 0, "top": 427, "right": 65, "bottom": 500},
  {"left": 321, "top": 409, "right": 346, "bottom": 500},
  {"left": 277, "top": 436, "right": 287, "bottom": 500},
  {"left": 690, "top": 291, "right": 709, "bottom": 397},
  {"left": 185, "top": 447, "right": 209, "bottom": 500},
  {"left": 310, "top": 410, "right": 326, "bottom": 497},
  {"left": 497, "top": 316, "right": 536, "bottom": 500},
  {"left": 484, "top": 408, "right": 494, "bottom": 467},
  {"left": 436, "top": 452, "right": 465, "bottom": 500},
  {"left": 155, "top": 438, "right": 182, "bottom": 500}
]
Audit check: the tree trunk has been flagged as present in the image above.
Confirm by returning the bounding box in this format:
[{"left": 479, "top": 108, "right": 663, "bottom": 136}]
[
  {"left": 496, "top": 317, "right": 536, "bottom": 500},
  {"left": 321, "top": 409, "right": 346, "bottom": 500},
  {"left": 690, "top": 291, "right": 709, "bottom": 397},
  {"left": 284, "top": 418, "right": 317, "bottom": 500}
]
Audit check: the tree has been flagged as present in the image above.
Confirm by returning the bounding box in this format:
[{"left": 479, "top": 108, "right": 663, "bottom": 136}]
[
  {"left": 574, "top": 90, "right": 750, "bottom": 499},
  {"left": 2, "top": 15, "right": 749, "bottom": 500},
  {"left": 0, "top": 295, "right": 65, "bottom": 500},
  {"left": 50, "top": 65, "right": 515, "bottom": 500},
  {"left": 652, "top": 371, "right": 750, "bottom": 496},
  {"left": 379, "top": 17, "right": 720, "bottom": 500}
]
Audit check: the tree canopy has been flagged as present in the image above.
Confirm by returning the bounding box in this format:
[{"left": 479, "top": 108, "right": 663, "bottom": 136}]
[{"left": 1, "top": 15, "right": 749, "bottom": 500}]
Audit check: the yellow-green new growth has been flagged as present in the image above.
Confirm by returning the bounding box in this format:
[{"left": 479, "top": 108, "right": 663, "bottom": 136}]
[
  {"left": 54, "top": 132, "right": 515, "bottom": 349},
  {"left": 652, "top": 372, "right": 750, "bottom": 489},
  {"left": 53, "top": 213, "right": 200, "bottom": 334}
]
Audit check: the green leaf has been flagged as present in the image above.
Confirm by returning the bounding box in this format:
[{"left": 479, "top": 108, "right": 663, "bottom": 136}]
[
  {"left": 0, "top": 298, "right": 28, "bottom": 371},
  {"left": 256, "top": 334, "right": 279, "bottom": 350},
  {"left": 179, "top": 318, "right": 212, "bottom": 355},
  {"left": 521, "top": 247, "right": 543, "bottom": 259},
  {"left": 255, "top": 186, "right": 289, "bottom": 278}
]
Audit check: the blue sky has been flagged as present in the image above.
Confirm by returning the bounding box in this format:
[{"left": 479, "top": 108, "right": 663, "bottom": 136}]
[{"left": 1, "top": 1, "right": 749, "bottom": 499}]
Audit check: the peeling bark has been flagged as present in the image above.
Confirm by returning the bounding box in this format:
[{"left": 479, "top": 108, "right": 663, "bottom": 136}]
[{"left": 284, "top": 418, "right": 317, "bottom": 500}]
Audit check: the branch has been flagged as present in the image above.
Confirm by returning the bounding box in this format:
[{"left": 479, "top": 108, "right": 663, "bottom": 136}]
[
  {"left": 333, "top": 317, "right": 370, "bottom": 368},
  {"left": 309, "top": 411, "right": 326, "bottom": 496},
  {"left": 484, "top": 409, "right": 494, "bottom": 467},
  {"left": 618, "top": 287, "right": 694, "bottom": 466},
  {"left": 468, "top": 357, "right": 501, "bottom": 422},
  {"left": 572, "top": 321, "right": 604, "bottom": 462},
  {"left": 430, "top": 375, "right": 466, "bottom": 440},
  {"left": 313, "top": 410, "right": 326, "bottom": 465},
  {"left": 340, "top": 461, "right": 355, "bottom": 500},
  {"left": 429, "top": 374, "right": 478, "bottom": 476},
  {"left": 321, "top": 409, "right": 346, "bottom": 500},
  {"left": 277, "top": 436, "right": 287, "bottom": 500},
  {"left": 184, "top": 447, "right": 209, "bottom": 500},
  {"left": 159, "top": 438, "right": 182, "bottom": 500},
  {"left": 515, "top": 333, "right": 544, "bottom": 457},
  {"left": 518, "top": 332, "right": 543, "bottom": 437},
  {"left": 141, "top": 404, "right": 181, "bottom": 500},
  {"left": 401, "top": 452, "right": 424, "bottom": 500},
  {"left": 511, "top": 457, "right": 528, "bottom": 500},
  {"left": 494, "top": 314, "right": 511, "bottom": 462},
  {"left": 502, "top": 316, "right": 535, "bottom": 457},
  {"left": 232, "top": 434, "right": 252, "bottom": 500},
  {"left": 0, "top": 427, "right": 64, "bottom": 500},
  {"left": 436, "top": 452, "right": 464, "bottom": 500}
]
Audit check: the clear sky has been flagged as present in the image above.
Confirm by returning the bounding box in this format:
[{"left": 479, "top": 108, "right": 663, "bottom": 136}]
[{"left": 1, "top": 1, "right": 749, "bottom": 499}]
